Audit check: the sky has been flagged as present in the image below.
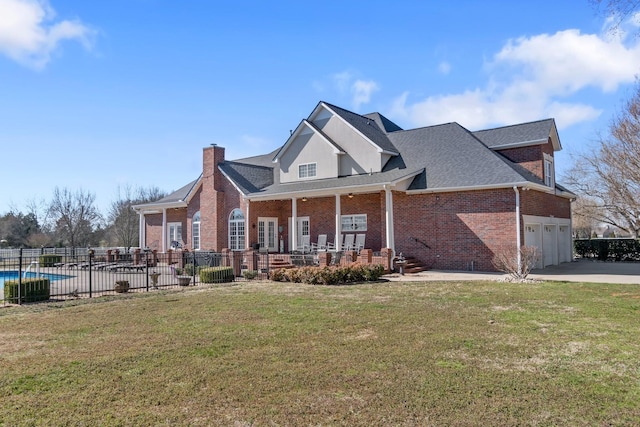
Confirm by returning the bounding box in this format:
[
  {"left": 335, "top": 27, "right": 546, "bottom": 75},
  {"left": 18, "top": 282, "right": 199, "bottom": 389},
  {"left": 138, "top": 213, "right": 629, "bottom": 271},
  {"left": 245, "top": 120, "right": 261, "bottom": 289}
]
[{"left": 1, "top": 0, "right": 639, "bottom": 217}]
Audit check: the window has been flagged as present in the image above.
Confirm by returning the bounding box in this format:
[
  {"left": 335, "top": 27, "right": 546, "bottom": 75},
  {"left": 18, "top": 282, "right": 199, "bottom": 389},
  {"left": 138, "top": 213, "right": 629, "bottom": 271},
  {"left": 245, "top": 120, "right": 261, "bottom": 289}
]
[
  {"left": 298, "top": 162, "right": 317, "bottom": 179},
  {"left": 544, "top": 156, "right": 554, "bottom": 187},
  {"left": 168, "top": 222, "right": 182, "bottom": 248},
  {"left": 341, "top": 214, "right": 367, "bottom": 232},
  {"left": 228, "top": 209, "right": 245, "bottom": 251},
  {"left": 192, "top": 211, "right": 201, "bottom": 250}
]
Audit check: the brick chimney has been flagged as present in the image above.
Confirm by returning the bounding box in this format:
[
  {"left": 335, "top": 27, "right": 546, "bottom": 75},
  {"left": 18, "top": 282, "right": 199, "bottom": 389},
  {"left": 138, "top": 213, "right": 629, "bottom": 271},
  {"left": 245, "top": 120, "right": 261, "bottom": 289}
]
[{"left": 200, "top": 144, "right": 226, "bottom": 250}]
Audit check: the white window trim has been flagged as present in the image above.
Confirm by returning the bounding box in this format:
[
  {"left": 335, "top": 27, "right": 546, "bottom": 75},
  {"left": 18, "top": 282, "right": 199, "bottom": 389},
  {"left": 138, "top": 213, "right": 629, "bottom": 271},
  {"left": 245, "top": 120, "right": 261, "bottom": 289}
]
[
  {"left": 298, "top": 162, "right": 317, "bottom": 179},
  {"left": 258, "top": 217, "right": 278, "bottom": 252},
  {"left": 228, "top": 208, "right": 245, "bottom": 251},
  {"left": 192, "top": 211, "right": 201, "bottom": 250},
  {"left": 341, "top": 214, "right": 367, "bottom": 232},
  {"left": 168, "top": 222, "right": 182, "bottom": 247},
  {"left": 543, "top": 153, "right": 555, "bottom": 188}
]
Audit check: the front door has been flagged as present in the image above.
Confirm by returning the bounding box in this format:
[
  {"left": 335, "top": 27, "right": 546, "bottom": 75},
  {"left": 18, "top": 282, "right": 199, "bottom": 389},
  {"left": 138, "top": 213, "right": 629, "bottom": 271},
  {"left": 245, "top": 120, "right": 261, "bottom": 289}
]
[
  {"left": 257, "top": 217, "right": 278, "bottom": 252},
  {"left": 288, "top": 217, "right": 310, "bottom": 251}
]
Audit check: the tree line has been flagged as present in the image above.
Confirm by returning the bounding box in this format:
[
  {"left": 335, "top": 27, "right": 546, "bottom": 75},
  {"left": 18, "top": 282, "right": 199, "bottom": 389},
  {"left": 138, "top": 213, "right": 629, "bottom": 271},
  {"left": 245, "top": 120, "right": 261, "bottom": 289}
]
[{"left": 0, "top": 185, "right": 166, "bottom": 250}]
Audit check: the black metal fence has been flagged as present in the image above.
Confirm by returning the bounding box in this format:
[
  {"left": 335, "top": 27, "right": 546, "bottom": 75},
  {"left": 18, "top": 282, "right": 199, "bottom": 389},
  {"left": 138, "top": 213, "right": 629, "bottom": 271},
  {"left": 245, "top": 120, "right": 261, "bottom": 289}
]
[
  {"left": 0, "top": 248, "right": 237, "bottom": 305},
  {"left": 0, "top": 247, "right": 383, "bottom": 305}
]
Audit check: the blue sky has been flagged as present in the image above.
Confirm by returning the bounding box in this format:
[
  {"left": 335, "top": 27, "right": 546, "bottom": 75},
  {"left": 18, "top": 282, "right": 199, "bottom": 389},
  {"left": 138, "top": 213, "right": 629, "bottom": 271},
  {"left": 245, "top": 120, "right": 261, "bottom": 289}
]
[{"left": 1, "top": 0, "right": 639, "bottom": 217}]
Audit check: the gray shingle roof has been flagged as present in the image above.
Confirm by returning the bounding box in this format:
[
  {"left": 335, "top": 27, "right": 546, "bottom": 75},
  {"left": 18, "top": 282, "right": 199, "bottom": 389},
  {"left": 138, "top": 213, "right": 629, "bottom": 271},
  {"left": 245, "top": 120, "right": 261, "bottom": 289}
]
[
  {"left": 135, "top": 177, "right": 200, "bottom": 208},
  {"left": 362, "top": 112, "right": 403, "bottom": 134},
  {"left": 322, "top": 102, "right": 399, "bottom": 154},
  {"left": 219, "top": 161, "right": 274, "bottom": 194},
  {"left": 386, "top": 123, "right": 532, "bottom": 190},
  {"left": 473, "top": 119, "right": 555, "bottom": 149}
]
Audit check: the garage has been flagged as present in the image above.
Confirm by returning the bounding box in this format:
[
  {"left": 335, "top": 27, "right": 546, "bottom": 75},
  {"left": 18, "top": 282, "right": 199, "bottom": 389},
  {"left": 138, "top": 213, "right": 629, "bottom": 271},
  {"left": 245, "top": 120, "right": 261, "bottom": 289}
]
[{"left": 523, "top": 215, "right": 572, "bottom": 269}]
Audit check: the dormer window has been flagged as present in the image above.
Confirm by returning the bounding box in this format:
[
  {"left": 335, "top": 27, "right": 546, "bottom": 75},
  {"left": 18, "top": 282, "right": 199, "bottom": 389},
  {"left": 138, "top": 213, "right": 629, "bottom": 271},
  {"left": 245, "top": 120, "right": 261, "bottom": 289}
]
[
  {"left": 298, "top": 162, "right": 317, "bottom": 179},
  {"left": 543, "top": 153, "right": 554, "bottom": 187}
]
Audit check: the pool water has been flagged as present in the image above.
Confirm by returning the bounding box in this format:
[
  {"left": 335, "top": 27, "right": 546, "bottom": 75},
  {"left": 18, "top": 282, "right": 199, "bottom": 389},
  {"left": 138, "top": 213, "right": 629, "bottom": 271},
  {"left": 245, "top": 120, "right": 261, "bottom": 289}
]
[{"left": 0, "top": 271, "right": 73, "bottom": 298}]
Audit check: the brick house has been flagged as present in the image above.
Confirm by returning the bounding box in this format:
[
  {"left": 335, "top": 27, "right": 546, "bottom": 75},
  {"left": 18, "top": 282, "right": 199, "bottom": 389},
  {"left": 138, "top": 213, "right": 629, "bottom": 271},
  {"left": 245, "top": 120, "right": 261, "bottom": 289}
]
[{"left": 133, "top": 101, "right": 574, "bottom": 271}]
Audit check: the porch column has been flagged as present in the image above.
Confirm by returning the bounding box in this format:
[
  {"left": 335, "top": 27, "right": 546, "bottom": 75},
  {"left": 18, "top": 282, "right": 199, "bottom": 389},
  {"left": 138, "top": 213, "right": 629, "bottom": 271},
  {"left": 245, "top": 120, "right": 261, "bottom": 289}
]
[
  {"left": 245, "top": 201, "right": 250, "bottom": 250},
  {"left": 162, "top": 208, "right": 167, "bottom": 253},
  {"left": 385, "top": 186, "right": 395, "bottom": 256},
  {"left": 291, "top": 197, "right": 298, "bottom": 252},
  {"left": 139, "top": 212, "right": 145, "bottom": 249},
  {"left": 335, "top": 194, "right": 341, "bottom": 248}
]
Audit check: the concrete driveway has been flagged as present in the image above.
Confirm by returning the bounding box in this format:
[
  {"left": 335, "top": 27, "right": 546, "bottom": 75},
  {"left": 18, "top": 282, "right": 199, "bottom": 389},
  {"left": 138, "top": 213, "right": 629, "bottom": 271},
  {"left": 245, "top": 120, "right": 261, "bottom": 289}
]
[{"left": 384, "top": 259, "right": 640, "bottom": 284}]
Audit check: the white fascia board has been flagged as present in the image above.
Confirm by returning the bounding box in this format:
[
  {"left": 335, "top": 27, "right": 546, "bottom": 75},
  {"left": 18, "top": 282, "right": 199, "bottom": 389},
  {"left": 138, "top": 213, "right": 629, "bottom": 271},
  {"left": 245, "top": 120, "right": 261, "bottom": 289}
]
[
  {"left": 302, "top": 120, "right": 345, "bottom": 154},
  {"left": 245, "top": 170, "right": 423, "bottom": 202},
  {"left": 549, "top": 119, "right": 562, "bottom": 151},
  {"left": 132, "top": 200, "right": 187, "bottom": 213},
  {"left": 319, "top": 102, "right": 395, "bottom": 154},
  {"left": 272, "top": 121, "right": 305, "bottom": 163},
  {"left": 406, "top": 181, "right": 575, "bottom": 199},
  {"left": 490, "top": 138, "right": 548, "bottom": 150},
  {"left": 218, "top": 167, "right": 249, "bottom": 197},
  {"left": 184, "top": 177, "right": 202, "bottom": 204}
]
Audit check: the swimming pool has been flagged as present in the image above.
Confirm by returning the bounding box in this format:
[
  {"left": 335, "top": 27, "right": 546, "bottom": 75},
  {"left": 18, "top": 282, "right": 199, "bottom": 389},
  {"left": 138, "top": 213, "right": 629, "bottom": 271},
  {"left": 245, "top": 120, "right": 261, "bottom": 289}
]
[{"left": 0, "top": 271, "right": 73, "bottom": 298}]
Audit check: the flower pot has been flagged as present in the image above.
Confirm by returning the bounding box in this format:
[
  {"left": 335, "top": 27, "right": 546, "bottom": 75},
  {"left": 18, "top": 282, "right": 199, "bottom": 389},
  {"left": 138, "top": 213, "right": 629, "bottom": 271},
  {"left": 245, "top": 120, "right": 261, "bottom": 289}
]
[
  {"left": 114, "top": 280, "right": 130, "bottom": 293},
  {"left": 177, "top": 276, "right": 191, "bottom": 286}
]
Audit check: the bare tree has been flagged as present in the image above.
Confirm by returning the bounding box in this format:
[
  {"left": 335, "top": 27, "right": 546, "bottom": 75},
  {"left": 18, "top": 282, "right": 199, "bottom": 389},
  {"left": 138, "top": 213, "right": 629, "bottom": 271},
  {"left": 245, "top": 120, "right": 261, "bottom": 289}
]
[
  {"left": 493, "top": 246, "right": 540, "bottom": 281},
  {"left": 571, "top": 196, "right": 604, "bottom": 238},
  {"left": 107, "top": 185, "right": 166, "bottom": 251},
  {"left": 592, "top": 0, "right": 640, "bottom": 36},
  {"left": 48, "top": 187, "right": 102, "bottom": 247},
  {"left": 565, "top": 83, "right": 640, "bottom": 238}
]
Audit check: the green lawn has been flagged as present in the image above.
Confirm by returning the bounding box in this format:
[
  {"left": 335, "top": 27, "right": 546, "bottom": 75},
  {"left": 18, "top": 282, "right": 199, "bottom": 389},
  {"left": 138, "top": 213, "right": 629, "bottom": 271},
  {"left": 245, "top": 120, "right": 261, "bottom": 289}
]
[{"left": 1, "top": 280, "right": 639, "bottom": 426}]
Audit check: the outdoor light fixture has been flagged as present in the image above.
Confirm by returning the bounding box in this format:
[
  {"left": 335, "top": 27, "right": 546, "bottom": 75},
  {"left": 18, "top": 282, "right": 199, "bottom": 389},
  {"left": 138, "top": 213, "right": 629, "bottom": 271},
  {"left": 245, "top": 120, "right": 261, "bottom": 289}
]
[
  {"left": 302, "top": 197, "right": 308, "bottom": 202},
  {"left": 348, "top": 193, "right": 354, "bottom": 198}
]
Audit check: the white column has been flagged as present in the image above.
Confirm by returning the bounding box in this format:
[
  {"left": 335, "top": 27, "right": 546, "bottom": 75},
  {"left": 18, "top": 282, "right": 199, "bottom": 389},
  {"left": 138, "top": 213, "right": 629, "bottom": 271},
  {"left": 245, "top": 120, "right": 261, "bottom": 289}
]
[
  {"left": 245, "top": 201, "right": 250, "bottom": 250},
  {"left": 514, "top": 186, "right": 521, "bottom": 275},
  {"left": 139, "top": 212, "right": 145, "bottom": 249},
  {"left": 385, "top": 186, "right": 395, "bottom": 256},
  {"left": 335, "top": 194, "right": 341, "bottom": 249},
  {"left": 162, "top": 208, "right": 167, "bottom": 253},
  {"left": 291, "top": 198, "right": 297, "bottom": 252}
]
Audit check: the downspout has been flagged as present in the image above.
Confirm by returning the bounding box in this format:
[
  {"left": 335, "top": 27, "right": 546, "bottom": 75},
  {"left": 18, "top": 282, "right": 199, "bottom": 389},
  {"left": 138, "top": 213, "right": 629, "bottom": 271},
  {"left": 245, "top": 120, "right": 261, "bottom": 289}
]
[
  {"left": 335, "top": 194, "right": 341, "bottom": 249},
  {"left": 384, "top": 185, "right": 395, "bottom": 257},
  {"left": 292, "top": 197, "right": 297, "bottom": 252},
  {"left": 513, "top": 186, "right": 521, "bottom": 275}
]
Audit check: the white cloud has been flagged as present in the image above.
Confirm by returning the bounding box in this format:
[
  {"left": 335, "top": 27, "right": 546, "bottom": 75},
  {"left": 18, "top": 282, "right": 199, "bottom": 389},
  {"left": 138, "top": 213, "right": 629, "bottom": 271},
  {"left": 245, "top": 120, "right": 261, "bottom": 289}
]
[
  {"left": 438, "top": 61, "right": 451, "bottom": 75},
  {"left": 319, "top": 70, "right": 379, "bottom": 109},
  {"left": 393, "top": 27, "right": 640, "bottom": 130},
  {"left": 0, "top": 0, "right": 95, "bottom": 69},
  {"left": 351, "top": 79, "right": 379, "bottom": 109}
]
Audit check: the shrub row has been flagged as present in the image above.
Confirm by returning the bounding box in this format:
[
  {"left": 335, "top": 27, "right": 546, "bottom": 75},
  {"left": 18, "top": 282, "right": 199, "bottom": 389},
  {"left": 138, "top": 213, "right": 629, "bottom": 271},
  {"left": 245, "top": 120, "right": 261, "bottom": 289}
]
[
  {"left": 38, "top": 254, "right": 62, "bottom": 267},
  {"left": 4, "top": 278, "right": 51, "bottom": 303},
  {"left": 574, "top": 238, "right": 640, "bottom": 261},
  {"left": 199, "top": 266, "right": 234, "bottom": 283},
  {"left": 269, "top": 264, "right": 385, "bottom": 285}
]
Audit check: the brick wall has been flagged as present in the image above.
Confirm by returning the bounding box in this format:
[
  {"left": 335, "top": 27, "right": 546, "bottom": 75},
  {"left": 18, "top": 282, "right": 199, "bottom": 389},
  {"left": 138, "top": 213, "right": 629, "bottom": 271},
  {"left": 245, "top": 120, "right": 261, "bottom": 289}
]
[
  {"left": 393, "top": 189, "right": 517, "bottom": 271},
  {"left": 496, "top": 138, "right": 554, "bottom": 181},
  {"left": 520, "top": 189, "right": 571, "bottom": 218}
]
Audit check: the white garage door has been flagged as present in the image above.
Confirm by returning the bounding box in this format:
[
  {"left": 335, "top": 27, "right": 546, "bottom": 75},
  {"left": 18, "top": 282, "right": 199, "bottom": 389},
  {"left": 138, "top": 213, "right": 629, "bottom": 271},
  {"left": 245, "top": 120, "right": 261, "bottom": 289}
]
[
  {"left": 524, "top": 224, "right": 543, "bottom": 269},
  {"left": 558, "top": 225, "right": 571, "bottom": 263},
  {"left": 543, "top": 224, "right": 558, "bottom": 267}
]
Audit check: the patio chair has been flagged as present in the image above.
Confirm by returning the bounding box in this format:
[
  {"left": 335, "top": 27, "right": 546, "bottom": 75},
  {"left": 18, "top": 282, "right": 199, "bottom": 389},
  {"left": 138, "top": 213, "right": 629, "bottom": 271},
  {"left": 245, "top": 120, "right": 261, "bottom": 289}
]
[
  {"left": 297, "top": 235, "right": 311, "bottom": 253},
  {"left": 341, "top": 234, "right": 355, "bottom": 251},
  {"left": 311, "top": 234, "right": 334, "bottom": 252},
  {"left": 355, "top": 234, "right": 366, "bottom": 253}
]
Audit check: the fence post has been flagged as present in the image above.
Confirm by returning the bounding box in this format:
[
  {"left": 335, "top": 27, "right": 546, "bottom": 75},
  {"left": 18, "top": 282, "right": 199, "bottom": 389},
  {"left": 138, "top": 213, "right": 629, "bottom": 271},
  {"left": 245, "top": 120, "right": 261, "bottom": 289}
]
[
  {"left": 18, "top": 248, "right": 23, "bottom": 305},
  {"left": 145, "top": 250, "right": 149, "bottom": 292},
  {"left": 88, "top": 249, "right": 93, "bottom": 298}
]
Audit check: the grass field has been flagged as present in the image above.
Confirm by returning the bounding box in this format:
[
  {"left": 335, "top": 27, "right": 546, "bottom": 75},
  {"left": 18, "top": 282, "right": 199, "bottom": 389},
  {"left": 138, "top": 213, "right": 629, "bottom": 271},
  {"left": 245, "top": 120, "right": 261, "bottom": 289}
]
[{"left": 1, "top": 279, "right": 639, "bottom": 426}]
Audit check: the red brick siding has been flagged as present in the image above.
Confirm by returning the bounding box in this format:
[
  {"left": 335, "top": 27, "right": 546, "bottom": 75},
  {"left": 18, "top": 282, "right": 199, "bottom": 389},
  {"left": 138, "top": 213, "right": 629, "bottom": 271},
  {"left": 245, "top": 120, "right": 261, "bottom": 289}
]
[
  {"left": 520, "top": 190, "right": 571, "bottom": 219},
  {"left": 393, "top": 189, "right": 517, "bottom": 271},
  {"left": 144, "top": 214, "right": 163, "bottom": 251},
  {"left": 496, "top": 139, "right": 554, "bottom": 181}
]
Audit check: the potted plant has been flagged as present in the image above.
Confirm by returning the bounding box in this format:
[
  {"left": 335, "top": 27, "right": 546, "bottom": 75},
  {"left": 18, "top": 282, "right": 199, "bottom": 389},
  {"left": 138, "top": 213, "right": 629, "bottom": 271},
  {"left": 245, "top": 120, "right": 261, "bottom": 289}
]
[
  {"left": 114, "top": 280, "right": 129, "bottom": 293},
  {"left": 172, "top": 266, "right": 192, "bottom": 286}
]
